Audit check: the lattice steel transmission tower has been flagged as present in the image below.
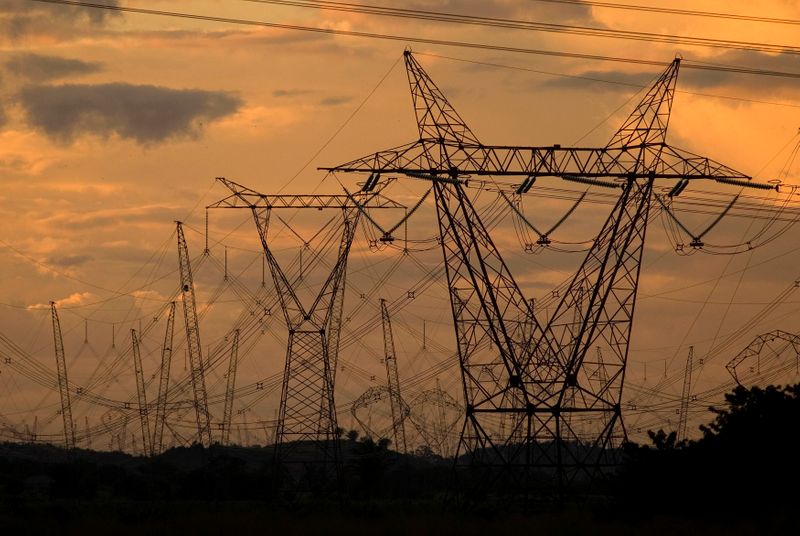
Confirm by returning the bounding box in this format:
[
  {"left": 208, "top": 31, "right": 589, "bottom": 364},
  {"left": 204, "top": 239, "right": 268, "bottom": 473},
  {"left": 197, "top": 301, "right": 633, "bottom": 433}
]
[
  {"left": 153, "top": 301, "right": 176, "bottom": 454},
  {"left": 726, "top": 330, "right": 800, "bottom": 385},
  {"left": 208, "top": 178, "right": 403, "bottom": 479},
  {"left": 381, "top": 298, "right": 409, "bottom": 453},
  {"left": 50, "top": 302, "right": 76, "bottom": 449},
  {"left": 177, "top": 222, "right": 213, "bottom": 447},
  {"left": 324, "top": 51, "right": 756, "bottom": 487},
  {"left": 222, "top": 329, "right": 240, "bottom": 446},
  {"left": 131, "top": 329, "right": 153, "bottom": 456},
  {"left": 678, "top": 346, "right": 694, "bottom": 442}
]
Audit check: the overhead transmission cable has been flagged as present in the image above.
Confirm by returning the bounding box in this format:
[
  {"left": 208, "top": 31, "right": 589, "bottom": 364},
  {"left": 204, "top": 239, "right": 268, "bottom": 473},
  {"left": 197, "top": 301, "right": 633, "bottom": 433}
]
[
  {"left": 32, "top": 0, "right": 800, "bottom": 79},
  {"left": 417, "top": 53, "right": 800, "bottom": 110},
  {"left": 240, "top": 0, "right": 800, "bottom": 56},
  {"left": 530, "top": 0, "right": 800, "bottom": 26}
]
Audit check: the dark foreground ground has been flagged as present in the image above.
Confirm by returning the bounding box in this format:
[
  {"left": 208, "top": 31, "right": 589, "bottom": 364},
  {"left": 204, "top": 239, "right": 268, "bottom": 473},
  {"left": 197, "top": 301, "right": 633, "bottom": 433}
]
[
  {"left": 2, "top": 500, "right": 795, "bottom": 536},
  {"left": 3, "top": 383, "right": 800, "bottom": 534},
  {"left": 0, "top": 438, "right": 796, "bottom": 535}
]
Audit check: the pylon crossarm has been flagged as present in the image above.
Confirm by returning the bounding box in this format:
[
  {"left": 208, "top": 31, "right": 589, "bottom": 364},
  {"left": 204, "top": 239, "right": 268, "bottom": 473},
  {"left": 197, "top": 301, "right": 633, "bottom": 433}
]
[
  {"left": 321, "top": 140, "right": 751, "bottom": 182},
  {"left": 208, "top": 176, "right": 405, "bottom": 210}
]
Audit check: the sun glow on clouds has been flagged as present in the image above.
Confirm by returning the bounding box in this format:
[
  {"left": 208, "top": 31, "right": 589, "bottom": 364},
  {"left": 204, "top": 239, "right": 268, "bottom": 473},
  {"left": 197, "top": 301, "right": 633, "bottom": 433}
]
[{"left": 27, "top": 291, "right": 96, "bottom": 310}]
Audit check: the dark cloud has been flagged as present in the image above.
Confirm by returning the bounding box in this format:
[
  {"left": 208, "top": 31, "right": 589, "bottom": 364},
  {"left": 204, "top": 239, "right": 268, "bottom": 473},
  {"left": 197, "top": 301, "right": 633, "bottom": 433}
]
[
  {"left": 17, "top": 83, "right": 242, "bottom": 145},
  {"left": 273, "top": 89, "right": 314, "bottom": 98},
  {"left": 46, "top": 254, "right": 93, "bottom": 267},
  {"left": 541, "top": 69, "right": 656, "bottom": 92},
  {"left": 387, "top": 0, "right": 597, "bottom": 25},
  {"left": 319, "top": 96, "right": 353, "bottom": 106},
  {"left": 0, "top": 0, "right": 121, "bottom": 41},
  {"left": 4, "top": 53, "right": 103, "bottom": 83},
  {"left": 680, "top": 50, "right": 800, "bottom": 93},
  {"left": 45, "top": 205, "right": 181, "bottom": 231},
  {"left": 542, "top": 51, "right": 800, "bottom": 96}
]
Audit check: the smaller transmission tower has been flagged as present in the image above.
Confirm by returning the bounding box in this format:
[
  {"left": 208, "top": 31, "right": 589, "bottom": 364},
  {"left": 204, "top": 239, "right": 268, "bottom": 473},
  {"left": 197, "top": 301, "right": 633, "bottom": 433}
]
[
  {"left": 177, "top": 222, "right": 213, "bottom": 447},
  {"left": 153, "top": 302, "right": 176, "bottom": 454},
  {"left": 131, "top": 329, "right": 153, "bottom": 456},
  {"left": 50, "top": 302, "right": 76, "bottom": 449},
  {"left": 208, "top": 177, "right": 404, "bottom": 480},
  {"left": 222, "top": 329, "right": 240, "bottom": 446},
  {"left": 678, "top": 346, "right": 694, "bottom": 441},
  {"left": 381, "top": 299, "right": 408, "bottom": 453}
]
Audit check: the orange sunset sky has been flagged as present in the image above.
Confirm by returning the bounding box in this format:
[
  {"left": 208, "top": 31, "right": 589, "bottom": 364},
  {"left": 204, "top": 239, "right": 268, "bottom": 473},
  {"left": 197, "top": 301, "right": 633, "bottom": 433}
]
[{"left": 0, "top": 1, "right": 799, "bottom": 447}]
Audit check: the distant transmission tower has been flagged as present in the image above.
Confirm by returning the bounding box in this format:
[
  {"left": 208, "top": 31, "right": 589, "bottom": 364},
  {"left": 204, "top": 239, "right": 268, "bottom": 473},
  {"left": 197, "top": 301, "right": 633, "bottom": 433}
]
[
  {"left": 208, "top": 178, "right": 403, "bottom": 480},
  {"left": 153, "top": 301, "right": 176, "bottom": 454},
  {"left": 50, "top": 302, "right": 76, "bottom": 449},
  {"left": 131, "top": 329, "right": 153, "bottom": 456},
  {"left": 176, "top": 222, "right": 213, "bottom": 447},
  {"left": 678, "top": 346, "right": 694, "bottom": 441},
  {"left": 381, "top": 298, "right": 408, "bottom": 453},
  {"left": 222, "top": 329, "right": 240, "bottom": 446}
]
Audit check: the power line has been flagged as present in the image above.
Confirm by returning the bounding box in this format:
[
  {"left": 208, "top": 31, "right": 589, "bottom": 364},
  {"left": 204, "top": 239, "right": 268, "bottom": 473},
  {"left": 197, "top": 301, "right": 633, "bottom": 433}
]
[
  {"left": 531, "top": 0, "right": 800, "bottom": 26},
  {"left": 241, "top": 0, "right": 800, "bottom": 56},
  {"left": 419, "top": 53, "right": 800, "bottom": 109},
  {"left": 32, "top": 0, "right": 800, "bottom": 79}
]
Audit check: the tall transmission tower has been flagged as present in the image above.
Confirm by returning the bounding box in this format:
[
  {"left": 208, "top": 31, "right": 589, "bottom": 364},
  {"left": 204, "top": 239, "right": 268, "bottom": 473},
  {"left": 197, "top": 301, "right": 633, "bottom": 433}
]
[
  {"left": 222, "top": 329, "right": 240, "bottom": 446},
  {"left": 153, "top": 301, "right": 176, "bottom": 454},
  {"left": 176, "top": 221, "right": 213, "bottom": 447},
  {"left": 208, "top": 178, "right": 404, "bottom": 480},
  {"left": 50, "top": 302, "right": 75, "bottom": 450},
  {"left": 131, "top": 329, "right": 153, "bottom": 456},
  {"left": 381, "top": 298, "right": 408, "bottom": 454},
  {"left": 324, "top": 51, "right": 756, "bottom": 488},
  {"left": 678, "top": 346, "right": 694, "bottom": 442}
]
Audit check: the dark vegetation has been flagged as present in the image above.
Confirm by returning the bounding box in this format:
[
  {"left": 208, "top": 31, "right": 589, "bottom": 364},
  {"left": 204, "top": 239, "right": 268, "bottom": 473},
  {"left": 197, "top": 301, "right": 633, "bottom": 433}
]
[{"left": 1, "top": 383, "right": 798, "bottom": 534}]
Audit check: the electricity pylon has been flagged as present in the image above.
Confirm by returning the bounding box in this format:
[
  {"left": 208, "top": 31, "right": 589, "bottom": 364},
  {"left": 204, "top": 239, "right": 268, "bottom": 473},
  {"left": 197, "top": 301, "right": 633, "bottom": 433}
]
[
  {"left": 50, "top": 302, "right": 75, "bottom": 449},
  {"left": 153, "top": 301, "right": 176, "bottom": 454},
  {"left": 381, "top": 298, "right": 408, "bottom": 453},
  {"left": 208, "top": 178, "right": 403, "bottom": 480},
  {"left": 678, "top": 346, "right": 694, "bottom": 442},
  {"left": 726, "top": 330, "right": 800, "bottom": 385},
  {"left": 177, "top": 222, "right": 213, "bottom": 447},
  {"left": 131, "top": 329, "right": 153, "bottom": 456},
  {"left": 222, "top": 329, "right": 240, "bottom": 446},
  {"left": 323, "top": 51, "right": 757, "bottom": 488}
]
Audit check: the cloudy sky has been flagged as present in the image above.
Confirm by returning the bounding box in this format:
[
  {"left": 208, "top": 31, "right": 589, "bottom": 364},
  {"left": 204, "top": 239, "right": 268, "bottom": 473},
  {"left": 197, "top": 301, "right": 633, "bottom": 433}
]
[{"left": 1, "top": 0, "right": 799, "bottom": 447}]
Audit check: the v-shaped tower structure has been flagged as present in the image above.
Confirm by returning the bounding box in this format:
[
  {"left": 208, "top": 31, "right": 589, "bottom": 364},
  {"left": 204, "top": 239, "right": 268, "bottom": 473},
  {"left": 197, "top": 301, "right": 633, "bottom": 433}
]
[
  {"left": 323, "top": 51, "right": 755, "bottom": 488},
  {"left": 208, "top": 178, "right": 403, "bottom": 484}
]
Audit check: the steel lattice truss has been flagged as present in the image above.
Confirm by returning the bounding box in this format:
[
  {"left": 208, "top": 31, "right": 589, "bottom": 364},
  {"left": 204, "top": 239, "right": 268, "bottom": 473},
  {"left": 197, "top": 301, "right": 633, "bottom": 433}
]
[
  {"left": 323, "top": 51, "right": 754, "bottom": 488},
  {"left": 209, "top": 178, "right": 404, "bottom": 480},
  {"left": 726, "top": 330, "right": 800, "bottom": 385}
]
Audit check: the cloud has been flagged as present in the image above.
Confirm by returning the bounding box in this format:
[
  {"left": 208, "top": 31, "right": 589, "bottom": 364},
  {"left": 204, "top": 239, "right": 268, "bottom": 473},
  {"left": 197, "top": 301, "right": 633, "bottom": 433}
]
[
  {"left": 375, "top": 0, "right": 597, "bottom": 25},
  {"left": 542, "top": 51, "right": 800, "bottom": 96},
  {"left": 17, "top": 83, "right": 243, "bottom": 144},
  {"left": 319, "top": 96, "right": 353, "bottom": 106},
  {"left": 680, "top": 50, "right": 800, "bottom": 92},
  {"left": 273, "top": 89, "right": 315, "bottom": 98},
  {"left": 44, "top": 205, "right": 180, "bottom": 231},
  {"left": 540, "top": 70, "right": 657, "bottom": 92},
  {"left": 46, "top": 254, "right": 93, "bottom": 268},
  {"left": 27, "top": 291, "right": 95, "bottom": 310},
  {"left": 0, "top": 0, "right": 121, "bottom": 42},
  {"left": 4, "top": 53, "right": 103, "bottom": 83}
]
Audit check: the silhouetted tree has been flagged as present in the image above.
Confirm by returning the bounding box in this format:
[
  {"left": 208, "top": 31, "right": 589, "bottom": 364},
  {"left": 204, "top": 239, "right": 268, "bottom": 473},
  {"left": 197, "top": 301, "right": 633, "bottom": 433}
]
[{"left": 616, "top": 382, "right": 800, "bottom": 512}]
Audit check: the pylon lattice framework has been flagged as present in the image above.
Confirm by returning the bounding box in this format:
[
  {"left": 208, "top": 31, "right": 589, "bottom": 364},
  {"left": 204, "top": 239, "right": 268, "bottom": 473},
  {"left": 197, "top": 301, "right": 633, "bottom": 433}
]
[
  {"left": 323, "top": 51, "right": 753, "bottom": 487},
  {"left": 208, "top": 178, "right": 404, "bottom": 477}
]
